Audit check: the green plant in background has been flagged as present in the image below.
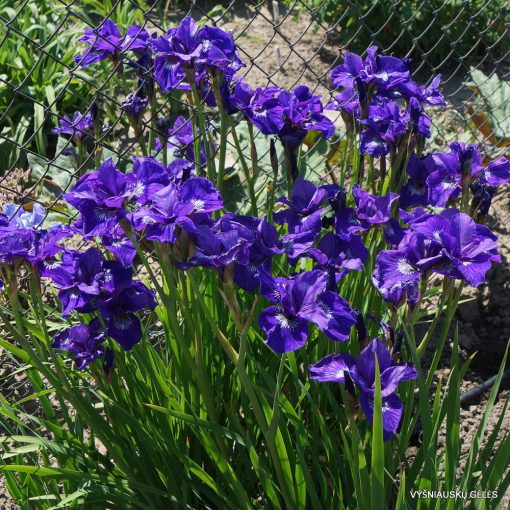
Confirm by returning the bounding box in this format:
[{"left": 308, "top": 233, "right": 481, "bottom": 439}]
[
  {"left": 468, "top": 68, "right": 510, "bottom": 151},
  {"left": 288, "top": 0, "right": 509, "bottom": 68},
  {"left": 0, "top": 0, "right": 146, "bottom": 173},
  {"left": 1, "top": 1, "right": 84, "bottom": 169}
]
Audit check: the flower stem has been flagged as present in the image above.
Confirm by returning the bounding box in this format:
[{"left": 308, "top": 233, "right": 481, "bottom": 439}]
[{"left": 229, "top": 117, "right": 257, "bottom": 215}]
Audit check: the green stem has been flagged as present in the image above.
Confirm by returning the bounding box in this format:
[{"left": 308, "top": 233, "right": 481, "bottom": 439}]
[
  {"left": 417, "top": 281, "right": 461, "bottom": 358},
  {"left": 188, "top": 273, "right": 239, "bottom": 364},
  {"left": 139, "top": 134, "right": 149, "bottom": 157},
  {"left": 120, "top": 221, "right": 165, "bottom": 301},
  {"left": 247, "top": 122, "right": 259, "bottom": 181},
  {"left": 229, "top": 117, "right": 257, "bottom": 215},
  {"left": 184, "top": 68, "right": 216, "bottom": 182},
  {"left": 210, "top": 75, "right": 229, "bottom": 193}
]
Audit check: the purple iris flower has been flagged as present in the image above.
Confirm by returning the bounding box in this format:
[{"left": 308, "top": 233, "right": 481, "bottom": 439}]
[
  {"left": 0, "top": 204, "right": 68, "bottom": 266},
  {"left": 151, "top": 17, "right": 202, "bottom": 91},
  {"left": 131, "top": 156, "right": 171, "bottom": 205},
  {"left": 43, "top": 248, "right": 104, "bottom": 316},
  {"left": 322, "top": 183, "right": 348, "bottom": 212},
  {"left": 410, "top": 209, "right": 500, "bottom": 286},
  {"left": 373, "top": 209, "right": 500, "bottom": 306},
  {"left": 75, "top": 19, "right": 122, "bottom": 67},
  {"left": 232, "top": 216, "right": 282, "bottom": 292},
  {"left": 450, "top": 142, "right": 484, "bottom": 178},
  {"left": 225, "top": 78, "right": 256, "bottom": 114},
  {"left": 331, "top": 46, "right": 410, "bottom": 93},
  {"left": 361, "top": 46, "right": 411, "bottom": 92},
  {"left": 273, "top": 178, "right": 327, "bottom": 236},
  {"left": 397, "top": 75, "right": 446, "bottom": 106},
  {"left": 277, "top": 86, "right": 335, "bottom": 149},
  {"left": 352, "top": 185, "right": 399, "bottom": 225},
  {"left": 479, "top": 156, "right": 510, "bottom": 187},
  {"left": 121, "top": 25, "right": 151, "bottom": 56},
  {"left": 0, "top": 230, "right": 37, "bottom": 265},
  {"left": 240, "top": 85, "right": 334, "bottom": 151},
  {"left": 242, "top": 86, "right": 286, "bottom": 135},
  {"left": 400, "top": 154, "right": 431, "bottom": 209},
  {"left": 98, "top": 281, "right": 156, "bottom": 350},
  {"left": 331, "top": 52, "right": 364, "bottom": 90},
  {"left": 52, "top": 111, "right": 94, "bottom": 144},
  {"left": 407, "top": 97, "right": 431, "bottom": 138},
  {"left": 470, "top": 157, "right": 510, "bottom": 214},
  {"left": 259, "top": 270, "right": 355, "bottom": 353},
  {"left": 64, "top": 159, "right": 136, "bottom": 237},
  {"left": 176, "top": 213, "right": 255, "bottom": 279},
  {"left": 309, "top": 338, "right": 418, "bottom": 440},
  {"left": 196, "top": 25, "right": 244, "bottom": 75},
  {"left": 426, "top": 155, "right": 461, "bottom": 207},
  {"left": 44, "top": 247, "right": 156, "bottom": 348},
  {"left": 373, "top": 272, "right": 421, "bottom": 308},
  {"left": 307, "top": 232, "right": 368, "bottom": 290},
  {"left": 277, "top": 231, "right": 315, "bottom": 266},
  {"left": 360, "top": 101, "right": 408, "bottom": 157},
  {"left": 122, "top": 93, "right": 148, "bottom": 127},
  {"left": 426, "top": 142, "right": 483, "bottom": 207},
  {"left": 151, "top": 18, "right": 244, "bottom": 92},
  {"left": 52, "top": 319, "right": 105, "bottom": 371},
  {"left": 334, "top": 207, "right": 368, "bottom": 236},
  {"left": 135, "top": 177, "right": 223, "bottom": 243},
  {"left": 168, "top": 115, "right": 195, "bottom": 148},
  {"left": 101, "top": 225, "right": 136, "bottom": 268},
  {"left": 326, "top": 88, "right": 360, "bottom": 117},
  {"left": 372, "top": 240, "right": 423, "bottom": 308}
]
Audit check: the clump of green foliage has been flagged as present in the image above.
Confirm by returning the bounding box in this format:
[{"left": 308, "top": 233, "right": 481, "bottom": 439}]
[
  {"left": 291, "top": 0, "right": 509, "bottom": 67},
  {"left": 0, "top": 0, "right": 144, "bottom": 172}
]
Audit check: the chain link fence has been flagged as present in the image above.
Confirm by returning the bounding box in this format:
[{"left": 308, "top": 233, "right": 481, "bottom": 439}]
[{"left": 1, "top": 0, "right": 509, "bottom": 215}]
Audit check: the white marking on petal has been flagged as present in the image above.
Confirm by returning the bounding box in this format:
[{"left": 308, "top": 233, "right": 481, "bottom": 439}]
[
  {"left": 112, "top": 238, "right": 127, "bottom": 248},
  {"left": 276, "top": 314, "right": 290, "bottom": 329},
  {"left": 94, "top": 208, "right": 112, "bottom": 221},
  {"left": 114, "top": 317, "right": 132, "bottom": 331},
  {"left": 409, "top": 184, "right": 424, "bottom": 196},
  {"left": 442, "top": 180, "right": 457, "bottom": 190},
  {"left": 191, "top": 198, "right": 205, "bottom": 212},
  {"left": 321, "top": 304, "right": 333, "bottom": 319},
  {"left": 397, "top": 258, "right": 414, "bottom": 275},
  {"left": 132, "top": 181, "right": 145, "bottom": 197},
  {"left": 141, "top": 215, "right": 156, "bottom": 225}
]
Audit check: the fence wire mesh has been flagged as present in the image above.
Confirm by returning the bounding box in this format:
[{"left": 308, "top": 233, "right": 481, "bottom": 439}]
[{"left": 0, "top": 0, "right": 509, "bottom": 216}]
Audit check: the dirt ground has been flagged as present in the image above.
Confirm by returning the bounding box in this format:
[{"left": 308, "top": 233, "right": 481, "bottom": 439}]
[{"left": 1, "top": 4, "right": 509, "bottom": 509}]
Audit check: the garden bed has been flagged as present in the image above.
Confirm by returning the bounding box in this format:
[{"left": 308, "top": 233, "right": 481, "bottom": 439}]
[{"left": 1, "top": 3, "right": 510, "bottom": 509}]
